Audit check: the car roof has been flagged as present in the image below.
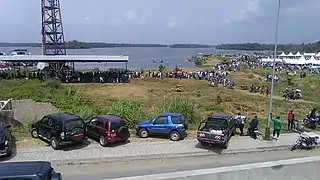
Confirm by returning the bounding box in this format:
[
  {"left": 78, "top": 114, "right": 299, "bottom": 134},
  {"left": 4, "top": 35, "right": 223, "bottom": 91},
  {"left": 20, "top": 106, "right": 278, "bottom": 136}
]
[
  {"left": 98, "top": 115, "right": 123, "bottom": 122},
  {"left": 0, "top": 161, "right": 52, "bottom": 177},
  {"left": 46, "top": 113, "right": 81, "bottom": 122},
  {"left": 158, "top": 113, "right": 183, "bottom": 117},
  {"left": 208, "top": 113, "right": 232, "bottom": 119}
]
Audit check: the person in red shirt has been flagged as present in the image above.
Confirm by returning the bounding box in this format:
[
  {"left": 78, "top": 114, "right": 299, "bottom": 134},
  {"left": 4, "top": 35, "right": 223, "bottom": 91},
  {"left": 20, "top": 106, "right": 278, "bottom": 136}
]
[{"left": 287, "top": 109, "right": 295, "bottom": 131}]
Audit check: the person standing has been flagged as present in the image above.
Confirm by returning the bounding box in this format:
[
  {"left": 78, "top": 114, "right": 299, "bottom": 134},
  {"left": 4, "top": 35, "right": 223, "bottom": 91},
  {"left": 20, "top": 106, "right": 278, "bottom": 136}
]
[
  {"left": 287, "top": 109, "right": 295, "bottom": 131},
  {"left": 270, "top": 113, "right": 282, "bottom": 140},
  {"left": 235, "top": 113, "right": 245, "bottom": 136}
]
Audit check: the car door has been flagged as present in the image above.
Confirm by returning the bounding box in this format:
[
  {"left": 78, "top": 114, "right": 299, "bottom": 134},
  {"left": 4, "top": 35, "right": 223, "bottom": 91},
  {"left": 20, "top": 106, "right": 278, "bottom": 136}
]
[
  {"left": 150, "top": 116, "right": 169, "bottom": 135},
  {"left": 38, "top": 117, "right": 50, "bottom": 138},
  {"left": 86, "top": 118, "right": 103, "bottom": 139}
]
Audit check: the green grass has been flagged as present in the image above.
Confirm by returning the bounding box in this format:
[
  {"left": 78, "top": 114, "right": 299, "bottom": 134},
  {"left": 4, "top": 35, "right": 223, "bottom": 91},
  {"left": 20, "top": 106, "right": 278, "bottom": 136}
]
[{"left": 1, "top": 67, "right": 319, "bottom": 143}]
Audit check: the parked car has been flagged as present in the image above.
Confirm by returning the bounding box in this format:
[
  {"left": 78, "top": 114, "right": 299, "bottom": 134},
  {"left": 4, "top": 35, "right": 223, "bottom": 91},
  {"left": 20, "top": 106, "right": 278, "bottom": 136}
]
[
  {"left": 136, "top": 113, "right": 188, "bottom": 141},
  {"left": 197, "top": 113, "right": 236, "bottom": 149},
  {"left": 0, "top": 161, "right": 62, "bottom": 180},
  {"left": 86, "top": 115, "right": 130, "bottom": 147},
  {"left": 31, "top": 113, "right": 86, "bottom": 150},
  {"left": 0, "top": 122, "right": 13, "bottom": 157}
]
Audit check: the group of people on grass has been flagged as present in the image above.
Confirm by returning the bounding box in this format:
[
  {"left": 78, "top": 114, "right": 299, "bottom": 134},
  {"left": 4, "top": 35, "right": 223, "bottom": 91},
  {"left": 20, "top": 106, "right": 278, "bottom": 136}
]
[{"left": 234, "top": 108, "right": 300, "bottom": 140}]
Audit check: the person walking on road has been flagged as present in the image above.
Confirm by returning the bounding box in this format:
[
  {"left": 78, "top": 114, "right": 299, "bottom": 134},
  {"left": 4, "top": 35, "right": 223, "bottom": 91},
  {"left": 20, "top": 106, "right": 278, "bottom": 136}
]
[
  {"left": 270, "top": 113, "right": 282, "bottom": 140},
  {"left": 287, "top": 109, "right": 295, "bottom": 131}
]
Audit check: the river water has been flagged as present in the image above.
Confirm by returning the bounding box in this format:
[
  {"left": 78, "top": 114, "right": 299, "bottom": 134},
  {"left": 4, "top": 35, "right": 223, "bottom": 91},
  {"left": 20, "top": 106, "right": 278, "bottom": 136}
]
[{"left": 0, "top": 47, "right": 254, "bottom": 70}]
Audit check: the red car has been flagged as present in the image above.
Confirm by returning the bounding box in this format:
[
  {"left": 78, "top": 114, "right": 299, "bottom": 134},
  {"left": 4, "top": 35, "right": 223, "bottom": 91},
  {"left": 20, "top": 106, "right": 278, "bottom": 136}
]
[{"left": 86, "top": 115, "right": 130, "bottom": 147}]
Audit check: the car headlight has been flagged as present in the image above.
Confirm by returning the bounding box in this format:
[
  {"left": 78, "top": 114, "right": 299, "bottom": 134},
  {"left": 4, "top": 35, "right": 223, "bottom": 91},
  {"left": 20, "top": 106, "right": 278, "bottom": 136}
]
[{"left": 4, "top": 140, "right": 9, "bottom": 146}]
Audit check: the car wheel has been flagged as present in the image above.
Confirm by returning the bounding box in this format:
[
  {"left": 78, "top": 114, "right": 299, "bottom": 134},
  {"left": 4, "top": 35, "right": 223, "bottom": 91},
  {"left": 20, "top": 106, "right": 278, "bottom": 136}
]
[
  {"left": 222, "top": 140, "right": 229, "bottom": 149},
  {"left": 138, "top": 128, "right": 149, "bottom": 138},
  {"left": 6, "top": 150, "right": 12, "bottom": 157},
  {"left": 200, "top": 142, "right": 209, "bottom": 146},
  {"left": 31, "top": 129, "right": 39, "bottom": 138},
  {"left": 169, "top": 131, "right": 181, "bottom": 141},
  {"left": 50, "top": 137, "right": 60, "bottom": 150},
  {"left": 99, "top": 136, "right": 107, "bottom": 147}
]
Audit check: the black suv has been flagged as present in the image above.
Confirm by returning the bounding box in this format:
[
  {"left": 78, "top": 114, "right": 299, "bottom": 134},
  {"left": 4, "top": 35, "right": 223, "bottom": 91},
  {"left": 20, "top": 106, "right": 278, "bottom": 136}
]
[
  {"left": 197, "top": 114, "right": 236, "bottom": 149},
  {"left": 0, "top": 161, "right": 62, "bottom": 180},
  {"left": 0, "top": 122, "right": 13, "bottom": 157},
  {"left": 31, "top": 113, "right": 86, "bottom": 150}
]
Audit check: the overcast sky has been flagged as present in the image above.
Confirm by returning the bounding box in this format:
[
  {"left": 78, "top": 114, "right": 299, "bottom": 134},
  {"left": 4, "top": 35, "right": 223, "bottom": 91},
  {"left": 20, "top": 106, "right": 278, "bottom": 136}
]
[{"left": 0, "top": 0, "right": 319, "bottom": 44}]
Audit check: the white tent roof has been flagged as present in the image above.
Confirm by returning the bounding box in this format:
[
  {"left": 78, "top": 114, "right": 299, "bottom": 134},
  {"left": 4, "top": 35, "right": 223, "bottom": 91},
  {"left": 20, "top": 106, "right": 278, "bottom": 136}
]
[
  {"left": 287, "top": 52, "right": 294, "bottom": 56},
  {"left": 284, "top": 56, "right": 307, "bottom": 64},
  {"left": 261, "top": 57, "right": 282, "bottom": 62},
  {"left": 304, "top": 52, "right": 316, "bottom": 56},
  {"left": 279, "top": 52, "right": 287, "bottom": 57},
  {"left": 306, "top": 56, "right": 320, "bottom": 65},
  {"left": 316, "top": 52, "right": 320, "bottom": 57},
  {"left": 294, "top": 52, "right": 301, "bottom": 56}
]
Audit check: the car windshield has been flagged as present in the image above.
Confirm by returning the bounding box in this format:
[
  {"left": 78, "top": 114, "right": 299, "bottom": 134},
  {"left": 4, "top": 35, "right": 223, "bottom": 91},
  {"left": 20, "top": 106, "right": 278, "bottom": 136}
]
[
  {"left": 203, "top": 118, "right": 228, "bottom": 130},
  {"left": 110, "top": 120, "right": 126, "bottom": 130},
  {"left": 65, "top": 119, "right": 84, "bottom": 131}
]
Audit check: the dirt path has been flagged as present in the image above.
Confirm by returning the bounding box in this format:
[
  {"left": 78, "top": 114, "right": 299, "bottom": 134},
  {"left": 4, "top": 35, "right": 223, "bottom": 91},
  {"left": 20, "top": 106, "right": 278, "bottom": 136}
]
[{"left": 236, "top": 89, "right": 316, "bottom": 104}]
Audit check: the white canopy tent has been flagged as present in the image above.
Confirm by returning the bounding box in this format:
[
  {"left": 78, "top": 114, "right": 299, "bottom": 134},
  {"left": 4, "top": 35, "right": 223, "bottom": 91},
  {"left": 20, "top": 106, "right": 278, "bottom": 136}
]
[
  {"left": 278, "top": 52, "right": 287, "bottom": 57},
  {"left": 316, "top": 52, "right": 320, "bottom": 57},
  {"left": 287, "top": 52, "right": 294, "bottom": 56},
  {"left": 261, "top": 57, "right": 282, "bottom": 62},
  {"left": 284, "top": 56, "right": 307, "bottom": 64},
  {"left": 294, "top": 52, "right": 302, "bottom": 56},
  {"left": 304, "top": 52, "right": 316, "bottom": 56},
  {"left": 307, "top": 56, "right": 320, "bottom": 65}
]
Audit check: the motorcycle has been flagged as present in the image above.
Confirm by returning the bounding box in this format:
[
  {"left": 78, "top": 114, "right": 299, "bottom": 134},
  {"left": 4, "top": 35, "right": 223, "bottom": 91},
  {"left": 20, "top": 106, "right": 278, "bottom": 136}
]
[
  {"left": 291, "top": 133, "right": 318, "bottom": 151},
  {"left": 303, "top": 114, "right": 320, "bottom": 129},
  {"left": 247, "top": 127, "right": 259, "bottom": 139}
]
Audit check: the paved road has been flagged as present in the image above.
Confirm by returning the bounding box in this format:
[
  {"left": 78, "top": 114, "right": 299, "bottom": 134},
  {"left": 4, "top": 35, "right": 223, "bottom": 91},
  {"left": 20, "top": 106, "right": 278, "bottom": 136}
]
[{"left": 57, "top": 148, "right": 320, "bottom": 180}]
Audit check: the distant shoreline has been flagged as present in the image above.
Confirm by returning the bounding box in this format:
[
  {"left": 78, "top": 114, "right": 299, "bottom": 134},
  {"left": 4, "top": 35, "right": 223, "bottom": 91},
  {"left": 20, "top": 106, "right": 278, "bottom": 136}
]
[{"left": 0, "top": 41, "right": 215, "bottom": 49}]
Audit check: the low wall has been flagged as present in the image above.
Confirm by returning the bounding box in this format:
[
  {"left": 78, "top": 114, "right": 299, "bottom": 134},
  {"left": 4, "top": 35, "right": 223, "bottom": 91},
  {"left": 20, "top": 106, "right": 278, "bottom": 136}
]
[
  {"left": 112, "top": 156, "right": 320, "bottom": 180},
  {"left": 0, "top": 110, "right": 22, "bottom": 126}
]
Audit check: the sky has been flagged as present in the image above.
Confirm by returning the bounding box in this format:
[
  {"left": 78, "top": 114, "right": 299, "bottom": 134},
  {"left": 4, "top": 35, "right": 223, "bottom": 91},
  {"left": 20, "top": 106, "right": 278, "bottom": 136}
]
[{"left": 0, "top": 0, "right": 319, "bottom": 44}]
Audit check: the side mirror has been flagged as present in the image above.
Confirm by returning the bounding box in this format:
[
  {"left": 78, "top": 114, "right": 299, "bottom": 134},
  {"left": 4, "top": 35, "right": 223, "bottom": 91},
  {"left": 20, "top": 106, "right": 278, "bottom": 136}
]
[{"left": 5, "top": 124, "right": 11, "bottom": 129}]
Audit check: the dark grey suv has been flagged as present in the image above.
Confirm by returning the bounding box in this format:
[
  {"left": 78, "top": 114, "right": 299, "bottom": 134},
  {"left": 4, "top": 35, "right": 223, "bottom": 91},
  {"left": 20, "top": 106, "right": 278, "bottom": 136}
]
[{"left": 31, "top": 113, "right": 86, "bottom": 150}]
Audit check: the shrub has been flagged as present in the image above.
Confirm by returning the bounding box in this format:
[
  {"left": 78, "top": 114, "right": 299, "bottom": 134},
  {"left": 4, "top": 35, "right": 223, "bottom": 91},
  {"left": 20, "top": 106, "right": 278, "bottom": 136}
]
[
  {"left": 103, "top": 100, "right": 146, "bottom": 128},
  {"left": 157, "top": 98, "right": 199, "bottom": 124}
]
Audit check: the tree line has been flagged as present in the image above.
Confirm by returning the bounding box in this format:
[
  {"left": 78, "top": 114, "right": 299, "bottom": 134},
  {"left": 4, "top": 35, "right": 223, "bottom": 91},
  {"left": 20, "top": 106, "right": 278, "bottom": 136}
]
[
  {"left": 0, "top": 41, "right": 214, "bottom": 49},
  {"left": 216, "top": 41, "right": 320, "bottom": 52}
]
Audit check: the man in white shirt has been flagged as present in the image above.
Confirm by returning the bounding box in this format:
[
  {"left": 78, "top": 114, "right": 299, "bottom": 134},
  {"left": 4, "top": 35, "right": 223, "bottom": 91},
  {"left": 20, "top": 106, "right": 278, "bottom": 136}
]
[{"left": 235, "top": 112, "right": 246, "bottom": 136}]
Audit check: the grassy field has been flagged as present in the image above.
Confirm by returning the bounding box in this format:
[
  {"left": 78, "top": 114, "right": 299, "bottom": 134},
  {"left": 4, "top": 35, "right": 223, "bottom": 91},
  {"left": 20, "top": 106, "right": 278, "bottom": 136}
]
[{"left": 1, "top": 67, "right": 319, "bottom": 147}]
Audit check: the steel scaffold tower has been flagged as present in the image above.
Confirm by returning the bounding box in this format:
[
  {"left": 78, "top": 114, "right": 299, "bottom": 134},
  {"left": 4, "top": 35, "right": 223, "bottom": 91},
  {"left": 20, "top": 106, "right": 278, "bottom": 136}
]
[{"left": 41, "top": 0, "right": 67, "bottom": 72}]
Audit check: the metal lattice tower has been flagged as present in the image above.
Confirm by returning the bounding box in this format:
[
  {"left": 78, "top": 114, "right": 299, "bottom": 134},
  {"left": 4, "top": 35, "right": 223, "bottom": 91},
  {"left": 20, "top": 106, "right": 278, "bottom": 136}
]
[{"left": 41, "top": 0, "right": 66, "bottom": 72}]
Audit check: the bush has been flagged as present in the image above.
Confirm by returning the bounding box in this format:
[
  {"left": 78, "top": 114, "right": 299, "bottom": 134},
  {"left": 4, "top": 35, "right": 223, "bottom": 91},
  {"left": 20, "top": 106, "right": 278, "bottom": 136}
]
[
  {"left": 103, "top": 100, "right": 146, "bottom": 128},
  {"left": 157, "top": 98, "right": 199, "bottom": 124}
]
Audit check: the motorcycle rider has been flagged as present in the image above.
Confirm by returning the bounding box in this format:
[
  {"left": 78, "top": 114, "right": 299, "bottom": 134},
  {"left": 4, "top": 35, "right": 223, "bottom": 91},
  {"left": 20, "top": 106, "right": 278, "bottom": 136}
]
[{"left": 310, "top": 108, "right": 317, "bottom": 119}]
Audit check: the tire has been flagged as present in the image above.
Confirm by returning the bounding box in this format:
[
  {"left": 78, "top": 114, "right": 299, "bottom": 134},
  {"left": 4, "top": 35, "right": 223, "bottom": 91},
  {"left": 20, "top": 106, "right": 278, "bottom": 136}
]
[
  {"left": 117, "top": 126, "right": 129, "bottom": 139},
  {"left": 291, "top": 144, "right": 298, "bottom": 151},
  {"left": 303, "top": 119, "right": 309, "bottom": 126},
  {"left": 99, "top": 136, "right": 107, "bottom": 147},
  {"left": 138, "top": 128, "right": 149, "bottom": 138},
  {"left": 6, "top": 150, "right": 12, "bottom": 157},
  {"left": 31, "top": 129, "right": 39, "bottom": 138},
  {"left": 222, "top": 140, "right": 229, "bottom": 149},
  {"left": 50, "top": 137, "right": 60, "bottom": 150},
  {"left": 169, "top": 131, "right": 181, "bottom": 141}
]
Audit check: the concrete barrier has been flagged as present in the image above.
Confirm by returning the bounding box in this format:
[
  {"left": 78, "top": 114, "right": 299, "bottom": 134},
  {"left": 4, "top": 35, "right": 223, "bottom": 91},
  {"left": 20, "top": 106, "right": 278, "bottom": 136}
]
[{"left": 110, "top": 156, "right": 320, "bottom": 180}]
